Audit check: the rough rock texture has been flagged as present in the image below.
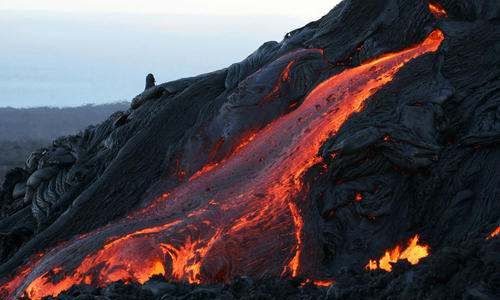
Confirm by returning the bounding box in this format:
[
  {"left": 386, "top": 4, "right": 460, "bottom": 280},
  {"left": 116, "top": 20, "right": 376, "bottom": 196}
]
[
  {"left": 43, "top": 277, "right": 327, "bottom": 300},
  {"left": 0, "top": 0, "right": 499, "bottom": 299}
]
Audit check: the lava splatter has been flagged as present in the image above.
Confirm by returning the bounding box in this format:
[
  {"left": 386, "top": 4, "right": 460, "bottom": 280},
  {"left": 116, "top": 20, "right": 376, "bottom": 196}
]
[{"left": 365, "top": 235, "right": 430, "bottom": 272}]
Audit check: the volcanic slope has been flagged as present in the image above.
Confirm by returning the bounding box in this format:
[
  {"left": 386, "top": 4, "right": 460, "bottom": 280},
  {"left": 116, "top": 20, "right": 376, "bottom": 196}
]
[{"left": 1, "top": 0, "right": 499, "bottom": 299}]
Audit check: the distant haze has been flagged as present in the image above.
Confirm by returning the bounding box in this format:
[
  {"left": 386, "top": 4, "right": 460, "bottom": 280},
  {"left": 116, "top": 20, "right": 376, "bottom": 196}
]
[
  {"left": 0, "top": 1, "right": 340, "bottom": 108},
  {"left": 0, "top": 0, "right": 336, "bottom": 19}
]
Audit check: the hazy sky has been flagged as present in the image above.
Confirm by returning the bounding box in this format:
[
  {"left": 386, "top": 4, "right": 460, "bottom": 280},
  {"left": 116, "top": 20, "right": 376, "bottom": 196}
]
[
  {"left": 0, "top": 1, "right": 341, "bottom": 108},
  {"left": 0, "top": 0, "right": 335, "bottom": 20}
]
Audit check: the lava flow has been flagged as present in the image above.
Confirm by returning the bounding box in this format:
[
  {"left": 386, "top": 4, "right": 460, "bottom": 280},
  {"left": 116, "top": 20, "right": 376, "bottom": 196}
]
[
  {"left": 486, "top": 226, "right": 500, "bottom": 240},
  {"left": 365, "top": 235, "right": 430, "bottom": 272},
  {"left": 429, "top": 1, "right": 448, "bottom": 18},
  {"left": 0, "top": 30, "right": 444, "bottom": 300},
  {"left": 300, "top": 278, "right": 335, "bottom": 288},
  {"left": 262, "top": 60, "right": 296, "bottom": 103}
]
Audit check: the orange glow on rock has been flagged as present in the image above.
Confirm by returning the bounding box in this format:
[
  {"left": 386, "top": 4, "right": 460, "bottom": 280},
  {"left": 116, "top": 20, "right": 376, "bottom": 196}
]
[
  {"left": 208, "top": 138, "right": 225, "bottom": 161},
  {"left": 232, "top": 131, "right": 257, "bottom": 154},
  {"left": 0, "top": 256, "right": 40, "bottom": 300},
  {"left": 365, "top": 235, "right": 430, "bottom": 272},
  {"left": 190, "top": 132, "right": 258, "bottom": 182},
  {"left": 428, "top": 2, "right": 447, "bottom": 18},
  {"left": 189, "top": 163, "right": 220, "bottom": 181},
  {"left": 160, "top": 230, "right": 222, "bottom": 284},
  {"left": 486, "top": 226, "right": 500, "bottom": 240},
  {"left": 175, "top": 159, "right": 187, "bottom": 181},
  {"left": 23, "top": 221, "right": 180, "bottom": 300},
  {"left": 313, "top": 279, "right": 335, "bottom": 287},
  {"left": 1, "top": 30, "right": 444, "bottom": 300},
  {"left": 262, "top": 60, "right": 296, "bottom": 103},
  {"left": 300, "top": 278, "right": 335, "bottom": 288},
  {"left": 286, "top": 201, "right": 305, "bottom": 277},
  {"left": 354, "top": 192, "right": 364, "bottom": 202},
  {"left": 365, "top": 260, "right": 378, "bottom": 271}
]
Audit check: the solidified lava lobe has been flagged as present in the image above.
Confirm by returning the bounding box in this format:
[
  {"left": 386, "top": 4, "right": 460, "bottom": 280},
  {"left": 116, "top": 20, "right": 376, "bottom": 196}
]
[{"left": 0, "top": 30, "right": 444, "bottom": 300}]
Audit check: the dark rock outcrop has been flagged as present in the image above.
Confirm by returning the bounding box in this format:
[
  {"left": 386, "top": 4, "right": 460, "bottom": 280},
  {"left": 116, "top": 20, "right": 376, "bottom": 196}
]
[{"left": 145, "top": 73, "right": 156, "bottom": 90}]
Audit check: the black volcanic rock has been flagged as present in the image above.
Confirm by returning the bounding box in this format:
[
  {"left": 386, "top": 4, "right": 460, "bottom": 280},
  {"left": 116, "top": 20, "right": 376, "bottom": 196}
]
[
  {"left": 46, "top": 277, "right": 328, "bottom": 300},
  {"left": 1, "top": 0, "right": 499, "bottom": 299}
]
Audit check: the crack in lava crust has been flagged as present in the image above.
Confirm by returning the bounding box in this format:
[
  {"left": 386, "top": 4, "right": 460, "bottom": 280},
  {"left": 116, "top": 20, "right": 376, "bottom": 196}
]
[{"left": 0, "top": 30, "right": 444, "bottom": 300}]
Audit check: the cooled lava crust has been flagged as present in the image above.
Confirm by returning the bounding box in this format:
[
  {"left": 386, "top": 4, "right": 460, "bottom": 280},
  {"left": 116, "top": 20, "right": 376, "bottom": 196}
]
[{"left": 0, "top": 0, "right": 499, "bottom": 299}]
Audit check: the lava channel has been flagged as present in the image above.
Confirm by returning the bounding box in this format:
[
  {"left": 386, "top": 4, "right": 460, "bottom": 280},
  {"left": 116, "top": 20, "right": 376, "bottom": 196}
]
[{"left": 0, "top": 30, "right": 444, "bottom": 300}]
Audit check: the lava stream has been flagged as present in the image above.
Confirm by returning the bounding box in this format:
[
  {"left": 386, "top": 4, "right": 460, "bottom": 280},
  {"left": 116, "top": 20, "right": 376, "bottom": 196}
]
[
  {"left": 486, "top": 226, "right": 500, "bottom": 240},
  {"left": 0, "top": 30, "right": 444, "bottom": 300}
]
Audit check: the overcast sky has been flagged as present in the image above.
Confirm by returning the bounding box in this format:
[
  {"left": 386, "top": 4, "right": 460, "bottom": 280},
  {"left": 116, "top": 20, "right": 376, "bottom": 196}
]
[
  {"left": 0, "top": 0, "right": 337, "bottom": 20},
  {"left": 0, "top": 0, "right": 342, "bottom": 107}
]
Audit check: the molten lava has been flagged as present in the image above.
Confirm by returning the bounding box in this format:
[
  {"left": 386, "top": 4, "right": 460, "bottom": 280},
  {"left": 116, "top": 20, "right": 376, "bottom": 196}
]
[
  {"left": 486, "top": 226, "right": 500, "bottom": 240},
  {"left": 429, "top": 2, "right": 447, "bottom": 18},
  {"left": 354, "top": 192, "right": 364, "bottom": 202},
  {"left": 300, "top": 278, "right": 335, "bottom": 288},
  {"left": 262, "top": 60, "right": 296, "bottom": 103},
  {"left": 365, "top": 235, "right": 430, "bottom": 272},
  {"left": 0, "top": 30, "right": 443, "bottom": 300},
  {"left": 312, "top": 279, "right": 335, "bottom": 287}
]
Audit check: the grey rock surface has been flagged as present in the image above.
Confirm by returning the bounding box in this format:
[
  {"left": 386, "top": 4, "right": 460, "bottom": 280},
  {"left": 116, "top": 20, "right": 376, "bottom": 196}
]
[{"left": 0, "top": 0, "right": 499, "bottom": 299}]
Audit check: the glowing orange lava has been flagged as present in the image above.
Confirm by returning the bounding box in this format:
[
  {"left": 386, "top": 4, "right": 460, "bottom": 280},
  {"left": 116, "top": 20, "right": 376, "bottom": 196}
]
[
  {"left": 24, "top": 220, "right": 181, "bottom": 300},
  {"left": 160, "top": 230, "right": 222, "bottom": 284},
  {"left": 1, "top": 30, "right": 444, "bottom": 300},
  {"left": 312, "top": 279, "right": 335, "bottom": 287},
  {"left": 262, "top": 60, "right": 296, "bottom": 103},
  {"left": 486, "top": 226, "right": 500, "bottom": 240},
  {"left": 300, "top": 278, "right": 335, "bottom": 288},
  {"left": 355, "top": 192, "right": 364, "bottom": 202},
  {"left": 365, "top": 235, "right": 430, "bottom": 272},
  {"left": 189, "top": 163, "right": 220, "bottom": 181},
  {"left": 190, "top": 132, "right": 257, "bottom": 182},
  {"left": 285, "top": 201, "right": 305, "bottom": 277},
  {"left": 365, "top": 259, "right": 378, "bottom": 271},
  {"left": 233, "top": 132, "right": 257, "bottom": 154},
  {"left": 429, "top": 2, "right": 447, "bottom": 18}
]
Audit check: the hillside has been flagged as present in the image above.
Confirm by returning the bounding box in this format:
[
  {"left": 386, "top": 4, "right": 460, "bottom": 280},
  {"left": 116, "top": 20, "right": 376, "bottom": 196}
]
[
  {"left": 0, "top": 103, "right": 129, "bottom": 182},
  {"left": 0, "top": 1, "right": 499, "bottom": 299}
]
